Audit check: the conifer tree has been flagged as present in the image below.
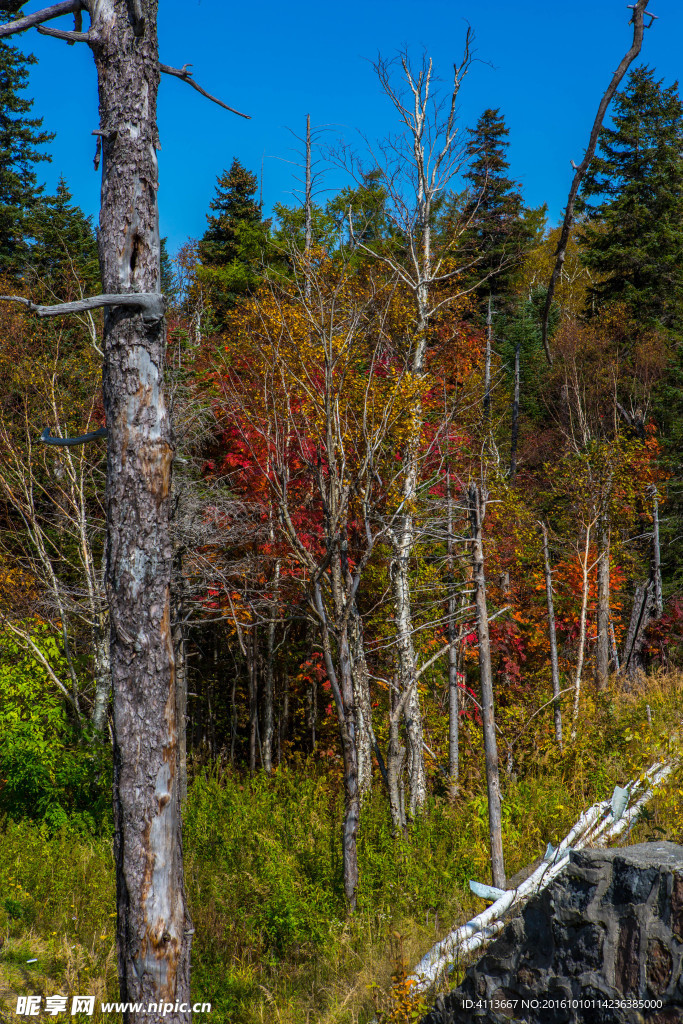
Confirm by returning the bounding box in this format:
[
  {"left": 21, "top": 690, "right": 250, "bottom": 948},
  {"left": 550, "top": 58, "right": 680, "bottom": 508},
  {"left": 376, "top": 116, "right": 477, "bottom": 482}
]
[
  {"left": 579, "top": 66, "right": 683, "bottom": 329},
  {"left": 26, "top": 176, "right": 100, "bottom": 298},
  {"left": 198, "top": 158, "right": 268, "bottom": 311},
  {"left": 453, "top": 108, "right": 539, "bottom": 301},
  {"left": 0, "top": 12, "right": 53, "bottom": 278}
]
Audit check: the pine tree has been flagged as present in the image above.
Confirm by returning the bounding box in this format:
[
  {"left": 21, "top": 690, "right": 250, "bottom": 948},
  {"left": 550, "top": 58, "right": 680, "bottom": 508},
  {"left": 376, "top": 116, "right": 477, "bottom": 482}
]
[
  {"left": 198, "top": 158, "right": 268, "bottom": 311},
  {"left": 26, "top": 176, "right": 100, "bottom": 299},
  {"left": 0, "top": 14, "right": 53, "bottom": 278},
  {"left": 579, "top": 66, "right": 683, "bottom": 330},
  {"left": 453, "top": 108, "right": 538, "bottom": 301}
]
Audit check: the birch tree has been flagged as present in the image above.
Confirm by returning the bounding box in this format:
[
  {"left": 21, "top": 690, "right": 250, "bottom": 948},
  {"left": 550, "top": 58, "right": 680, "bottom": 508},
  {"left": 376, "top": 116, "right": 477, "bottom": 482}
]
[
  {"left": 0, "top": 3, "right": 247, "bottom": 1019},
  {"left": 349, "top": 41, "right": 503, "bottom": 816}
]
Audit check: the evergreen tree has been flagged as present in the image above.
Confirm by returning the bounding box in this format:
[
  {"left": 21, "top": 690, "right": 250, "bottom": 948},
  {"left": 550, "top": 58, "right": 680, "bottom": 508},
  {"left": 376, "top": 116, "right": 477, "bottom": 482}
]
[
  {"left": 453, "top": 108, "right": 538, "bottom": 301},
  {"left": 26, "top": 176, "right": 100, "bottom": 299},
  {"left": 579, "top": 66, "right": 683, "bottom": 330},
  {"left": 0, "top": 14, "right": 53, "bottom": 278},
  {"left": 198, "top": 158, "right": 268, "bottom": 311}
]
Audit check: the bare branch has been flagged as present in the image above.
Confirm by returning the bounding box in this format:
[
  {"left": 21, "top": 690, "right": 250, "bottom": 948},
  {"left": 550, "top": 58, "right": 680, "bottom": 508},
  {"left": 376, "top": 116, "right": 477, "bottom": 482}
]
[
  {"left": 0, "top": 0, "right": 81, "bottom": 38},
  {"left": 540, "top": 0, "right": 651, "bottom": 364},
  {"left": 159, "top": 63, "right": 251, "bottom": 118},
  {"left": 36, "top": 22, "right": 89, "bottom": 41},
  {"left": 0, "top": 291, "right": 164, "bottom": 322},
  {"left": 40, "top": 425, "right": 108, "bottom": 447}
]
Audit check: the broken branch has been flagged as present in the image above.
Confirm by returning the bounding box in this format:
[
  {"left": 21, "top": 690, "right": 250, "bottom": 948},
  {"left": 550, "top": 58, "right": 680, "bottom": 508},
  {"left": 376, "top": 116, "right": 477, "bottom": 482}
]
[
  {"left": 540, "top": 0, "right": 650, "bottom": 364},
  {"left": 37, "top": 22, "right": 89, "bottom": 41},
  {"left": 159, "top": 63, "right": 251, "bottom": 118},
  {"left": 0, "top": 1, "right": 81, "bottom": 38},
  {"left": 0, "top": 291, "right": 165, "bottom": 323}
]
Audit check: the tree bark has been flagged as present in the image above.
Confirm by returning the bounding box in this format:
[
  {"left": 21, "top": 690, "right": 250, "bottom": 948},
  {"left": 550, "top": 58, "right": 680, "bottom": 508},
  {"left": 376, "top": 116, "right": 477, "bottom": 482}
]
[
  {"left": 248, "top": 622, "right": 258, "bottom": 774},
  {"left": 262, "top": 560, "right": 279, "bottom": 773},
  {"left": 483, "top": 296, "right": 492, "bottom": 423},
  {"left": 348, "top": 603, "right": 373, "bottom": 797},
  {"left": 446, "top": 464, "right": 459, "bottom": 798},
  {"left": 88, "top": 3, "right": 192, "bottom": 1016},
  {"left": 540, "top": 522, "right": 563, "bottom": 751},
  {"left": 509, "top": 342, "right": 520, "bottom": 480},
  {"left": 468, "top": 483, "right": 505, "bottom": 889},
  {"left": 314, "top": 582, "right": 360, "bottom": 908},
  {"left": 571, "top": 522, "right": 593, "bottom": 739},
  {"left": 651, "top": 486, "right": 663, "bottom": 618},
  {"left": 595, "top": 519, "right": 610, "bottom": 691}
]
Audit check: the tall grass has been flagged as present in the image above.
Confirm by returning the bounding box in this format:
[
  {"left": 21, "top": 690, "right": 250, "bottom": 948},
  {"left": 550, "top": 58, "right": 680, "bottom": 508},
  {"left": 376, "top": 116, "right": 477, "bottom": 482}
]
[{"left": 1, "top": 672, "right": 682, "bottom": 1023}]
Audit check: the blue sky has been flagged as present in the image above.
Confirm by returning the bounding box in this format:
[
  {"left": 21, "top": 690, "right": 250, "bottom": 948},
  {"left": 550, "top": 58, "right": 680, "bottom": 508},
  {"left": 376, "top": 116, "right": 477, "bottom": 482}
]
[{"left": 20, "top": 0, "right": 683, "bottom": 254}]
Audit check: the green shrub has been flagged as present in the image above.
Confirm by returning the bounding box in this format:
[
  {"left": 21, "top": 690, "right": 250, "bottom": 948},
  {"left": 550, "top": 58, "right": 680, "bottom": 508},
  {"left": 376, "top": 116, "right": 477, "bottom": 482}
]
[{"left": 0, "top": 628, "right": 111, "bottom": 831}]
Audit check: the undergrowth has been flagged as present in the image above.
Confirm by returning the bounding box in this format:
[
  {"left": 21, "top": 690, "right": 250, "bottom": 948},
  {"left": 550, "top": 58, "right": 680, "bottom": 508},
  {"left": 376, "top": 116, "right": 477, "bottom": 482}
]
[{"left": 0, "top": 671, "right": 681, "bottom": 1023}]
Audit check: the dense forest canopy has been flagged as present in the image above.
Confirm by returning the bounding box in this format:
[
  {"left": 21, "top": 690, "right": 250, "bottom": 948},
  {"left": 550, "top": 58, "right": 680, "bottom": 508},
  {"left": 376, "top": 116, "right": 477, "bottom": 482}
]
[{"left": 1, "top": 4, "right": 683, "bottom": 1021}]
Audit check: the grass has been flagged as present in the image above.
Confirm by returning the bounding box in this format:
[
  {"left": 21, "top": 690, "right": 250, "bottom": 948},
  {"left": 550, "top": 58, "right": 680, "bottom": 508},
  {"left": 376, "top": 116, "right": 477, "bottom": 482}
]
[{"left": 0, "top": 671, "right": 682, "bottom": 1023}]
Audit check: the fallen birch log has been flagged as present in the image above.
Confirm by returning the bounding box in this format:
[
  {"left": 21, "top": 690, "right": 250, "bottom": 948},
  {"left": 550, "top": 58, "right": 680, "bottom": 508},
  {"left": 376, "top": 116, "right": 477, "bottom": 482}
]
[{"left": 409, "top": 759, "right": 675, "bottom": 993}]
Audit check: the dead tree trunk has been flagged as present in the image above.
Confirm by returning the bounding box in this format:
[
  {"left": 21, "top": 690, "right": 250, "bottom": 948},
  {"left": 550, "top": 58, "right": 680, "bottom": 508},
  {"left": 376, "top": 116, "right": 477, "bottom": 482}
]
[
  {"left": 650, "top": 486, "right": 663, "bottom": 619},
  {"left": 262, "top": 559, "right": 279, "bottom": 773},
  {"left": 483, "top": 297, "right": 492, "bottom": 423},
  {"left": 0, "top": 0, "right": 246, "bottom": 1013},
  {"left": 596, "top": 519, "right": 610, "bottom": 691},
  {"left": 314, "top": 582, "right": 360, "bottom": 908},
  {"left": 571, "top": 521, "right": 594, "bottom": 739},
  {"left": 468, "top": 483, "right": 505, "bottom": 889},
  {"left": 623, "top": 581, "right": 654, "bottom": 679},
  {"left": 446, "top": 463, "right": 459, "bottom": 798},
  {"left": 509, "top": 342, "right": 520, "bottom": 480},
  {"left": 540, "top": 522, "right": 563, "bottom": 751}
]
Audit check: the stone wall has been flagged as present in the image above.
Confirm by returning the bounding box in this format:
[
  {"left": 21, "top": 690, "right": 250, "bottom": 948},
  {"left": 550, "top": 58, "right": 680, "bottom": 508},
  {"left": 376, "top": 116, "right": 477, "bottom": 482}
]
[{"left": 421, "top": 842, "right": 683, "bottom": 1024}]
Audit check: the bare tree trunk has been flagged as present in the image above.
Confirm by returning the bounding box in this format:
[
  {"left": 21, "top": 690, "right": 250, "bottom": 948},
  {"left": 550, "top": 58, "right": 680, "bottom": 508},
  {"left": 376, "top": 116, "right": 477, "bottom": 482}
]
[
  {"left": 571, "top": 522, "right": 593, "bottom": 739},
  {"left": 304, "top": 113, "right": 312, "bottom": 304},
  {"left": 483, "top": 297, "right": 492, "bottom": 423},
  {"left": 248, "top": 623, "right": 258, "bottom": 774},
  {"left": 509, "top": 342, "right": 520, "bottom": 481},
  {"left": 349, "top": 604, "right": 373, "bottom": 797},
  {"left": 172, "top": 554, "right": 188, "bottom": 804},
  {"left": 540, "top": 522, "right": 563, "bottom": 751},
  {"left": 90, "top": 2, "right": 192, "bottom": 1015},
  {"left": 387, "top": 682, "right": 407, "bottom": 835},
  {"left": 279, "top": 670, "right": 290, "bottom": 764},
  {"left": 314, "top": 583, "right": 360, "bottom": 908},
  {"left": 446, "top": 464, "right": 459, "bottom": 798},
  {"left": 651, "top": 486, "right": 663, "bottom": 619},
  {"left": 262, "top": 560, "right": 279, "bottom": 773},
  {"left": 468, "top": 483, "right": 505, "bottom": 890},
  {"left": 622, "top": 581, "right": 654, "bottom": 679},
  {"left": 91, "top": 614, "right": 111, "bottom": 732},
  {"left": 596, "top": 519, "right": 610, "bottom": 691},
  {"left": 609, "top": 619, "right": 620, "bottom": 674}
]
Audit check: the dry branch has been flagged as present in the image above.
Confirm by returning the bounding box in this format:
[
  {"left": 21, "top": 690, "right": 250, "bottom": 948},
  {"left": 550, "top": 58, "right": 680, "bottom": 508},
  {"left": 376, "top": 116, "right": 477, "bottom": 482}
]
[
  {"left": 0, "top": 291, "right": 164, "bottom": 322},
  {"left": 159, "top": 63, "right": 250, "bottom": 118},
  {"left": 540, "top": 0, "right": 651, "bottom": 363},
  {"left": 0, "top": 0, "right": 80, "bottom": 38}
]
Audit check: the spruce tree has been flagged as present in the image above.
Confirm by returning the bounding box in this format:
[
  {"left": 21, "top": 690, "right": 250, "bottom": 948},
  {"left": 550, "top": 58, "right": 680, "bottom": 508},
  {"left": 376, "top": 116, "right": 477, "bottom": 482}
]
[
  {"left": 453, "top": 108, "right": 538, "bottom": 301},
  {"left": 0, "top": 13, "right": 53, "bottom": 278},
  {"left": 579, "top": 66, "right": 683, "bottom": 330},
  {"left": 198, "top": 158, "right": 268, "bottom": 311},
  {"left": 26, "top": 176, "right": 100, "bottom": 298}
]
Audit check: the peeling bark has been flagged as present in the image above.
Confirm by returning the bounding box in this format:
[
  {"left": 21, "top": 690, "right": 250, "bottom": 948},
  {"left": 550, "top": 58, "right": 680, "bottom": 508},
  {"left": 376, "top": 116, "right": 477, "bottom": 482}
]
[{"left": 88, "top": 2, "right": 191, "bottom": 1017}]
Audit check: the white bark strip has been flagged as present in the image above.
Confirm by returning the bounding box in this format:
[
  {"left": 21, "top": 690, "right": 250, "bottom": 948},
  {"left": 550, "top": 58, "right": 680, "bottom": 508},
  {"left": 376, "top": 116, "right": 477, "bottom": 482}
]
[{"left": 408, "top": 759, "right": 676, "bottom": 993}]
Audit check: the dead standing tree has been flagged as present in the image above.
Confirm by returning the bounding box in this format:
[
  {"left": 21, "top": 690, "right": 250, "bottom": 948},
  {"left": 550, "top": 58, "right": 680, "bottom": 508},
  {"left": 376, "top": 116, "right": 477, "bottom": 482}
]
[{"left": 0, "top": 3, "right": 247, "bottom": 1020}]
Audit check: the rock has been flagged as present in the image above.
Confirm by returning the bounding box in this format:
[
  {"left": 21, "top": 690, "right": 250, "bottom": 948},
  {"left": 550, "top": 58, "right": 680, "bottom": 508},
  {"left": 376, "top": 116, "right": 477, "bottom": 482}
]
[{"left": 420, "top": 842, "right": 683, "bottom": 1024}]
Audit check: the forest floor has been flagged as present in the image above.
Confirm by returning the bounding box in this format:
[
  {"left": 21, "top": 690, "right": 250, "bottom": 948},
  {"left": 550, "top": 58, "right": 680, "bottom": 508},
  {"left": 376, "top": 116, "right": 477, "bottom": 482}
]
[{"left": 0, "top": 672, "right": 682, "bottom": 1024}]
